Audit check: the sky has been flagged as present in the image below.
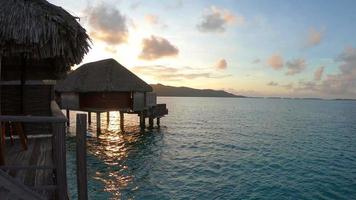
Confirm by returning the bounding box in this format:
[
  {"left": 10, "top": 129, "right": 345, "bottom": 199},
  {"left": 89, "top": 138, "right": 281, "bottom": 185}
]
[{"left": 49, "top": 0, "right": 356, "bottom": 99}]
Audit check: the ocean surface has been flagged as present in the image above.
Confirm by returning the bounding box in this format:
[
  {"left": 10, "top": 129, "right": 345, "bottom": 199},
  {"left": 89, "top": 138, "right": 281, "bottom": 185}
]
[{"left": 66, "top": 97, "right": 356, "bottom": 200}]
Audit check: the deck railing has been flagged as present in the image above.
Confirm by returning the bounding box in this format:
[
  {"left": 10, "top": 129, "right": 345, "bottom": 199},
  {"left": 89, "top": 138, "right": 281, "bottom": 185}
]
[{"left": 0, "top": 101, "right": 68, "bottom": 200}]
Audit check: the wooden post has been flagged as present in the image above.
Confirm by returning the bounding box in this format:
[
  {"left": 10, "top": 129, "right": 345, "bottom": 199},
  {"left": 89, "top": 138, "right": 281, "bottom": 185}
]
[
  {"left": 149, "top": 117, "right": 154, "bottom": 129},
  {"left": 96, "top": 112, "right": 101, "bottom": 136},
  {"left": 106, "top": 112, "right": 110, "bottom": 124},
  {"left": 157, "top": 118, "right": 160, "bottom": 127},
  {"left": 66, "top": 109, "right": 70, "bottom": 127},
  {"left": 120, "top": 111, "right": 124, "bottom": 131},
  {"left": 139, "top": 112, "right": 145, "bottom": 129},
  {"left": 0, "top": 55, "right": 4, "bottom": 166},
  {"left": 76, "top": 114, "right": 88, "bottom": 200},
  {"left": 53, "top": 122, "right": 68, "bottom": 200},
  {"left": 88, "top": 112, "right": 91, "bottom": 125}
]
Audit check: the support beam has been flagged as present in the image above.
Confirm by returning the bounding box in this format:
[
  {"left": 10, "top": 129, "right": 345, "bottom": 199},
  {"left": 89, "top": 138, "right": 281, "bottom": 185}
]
[
  {"left": 106, "top": 112, "right": 110, "bottom": 124},
  {"left": 88, "top": 112, "right": 91, "bottom": 125},
  {"left": 139, "top": 112, "right": 145, "bottom": 130},
  {"left": 76, "top": 114, "right": 88, "bottom": 200},
  {"left": 149, "top": 117, "right": 154, "bottom": 129},
  {"left": 66, "top": 109, "right": 70, "bottom": 127},
  {"left": 120, "top": 111, "right": 124, "bottom": 132},
  {"left": 96, "top": 112, "right": 101, "bottom": 136},
  {"left": 157, "top": 118, "right": 161, "bottom": 127}
]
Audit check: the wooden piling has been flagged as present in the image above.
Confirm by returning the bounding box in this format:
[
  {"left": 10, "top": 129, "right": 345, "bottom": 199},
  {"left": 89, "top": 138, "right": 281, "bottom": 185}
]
[
  {"left": 96, "top": 112, "right": 101, "bottom": 136},
  {"left": 157, "top": 118, "right": 160, "bottom": 127},
  {"left": 106, "top": 112, "right": 110, "bottom": 124},
  {"left": 66, "top": 109, "right": 70, "bottom": 126},
  {"left": 76, "top": 114, "right": 88, "bottom": 200},
  {"left": 120, "top": 111, "right": 124, "bottom": 131},
  {"left": 149, "top": 117, "right": 154, "bottom": 129},
  {"left": 139, "top": 112, "right": 145, "bottom": 129},
  {"left": 88, "top": 112, "right": 91, "bottom": 125}
]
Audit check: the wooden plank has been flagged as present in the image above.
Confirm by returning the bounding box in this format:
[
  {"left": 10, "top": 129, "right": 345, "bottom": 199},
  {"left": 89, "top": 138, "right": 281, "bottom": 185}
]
[
  {"left": 0, "top": 170, "right": 46, "bottom": 200},
  {"left": 76, "top": 114, "right": 88, "bottom": 200}
]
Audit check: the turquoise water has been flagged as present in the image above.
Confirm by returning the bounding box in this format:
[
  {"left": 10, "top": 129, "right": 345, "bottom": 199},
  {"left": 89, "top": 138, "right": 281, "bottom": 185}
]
[{"left": 66, "top": 97, "right": 356, "bottom": 199}]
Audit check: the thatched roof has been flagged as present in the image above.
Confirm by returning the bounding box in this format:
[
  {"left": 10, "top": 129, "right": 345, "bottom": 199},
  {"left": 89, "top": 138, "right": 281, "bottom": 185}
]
[
  {"left": 55, "top": 59, "right": 153, "bottom": 93},
  {"left": 0, "top": 0, "right": 90, "bottom": 68}
]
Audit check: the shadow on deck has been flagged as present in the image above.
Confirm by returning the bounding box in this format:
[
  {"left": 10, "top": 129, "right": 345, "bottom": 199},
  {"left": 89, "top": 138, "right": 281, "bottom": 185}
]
[{"left": 1, "top": 137, "right": 54, "bottom": 199}]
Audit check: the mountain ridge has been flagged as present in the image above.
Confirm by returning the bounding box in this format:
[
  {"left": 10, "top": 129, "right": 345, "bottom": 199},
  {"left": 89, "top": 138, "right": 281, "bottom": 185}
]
[{"left": 150, "top": 84, "right": 246, "bottom": 98}]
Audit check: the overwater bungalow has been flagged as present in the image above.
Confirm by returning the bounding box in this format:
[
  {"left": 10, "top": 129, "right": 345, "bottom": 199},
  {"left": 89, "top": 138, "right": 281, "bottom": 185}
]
[
  {"left": 55, "top": 58, "right": 168, "bottom": 133},
  {"left": 0, "top": 0, "right": 90, "bottom": 199}
]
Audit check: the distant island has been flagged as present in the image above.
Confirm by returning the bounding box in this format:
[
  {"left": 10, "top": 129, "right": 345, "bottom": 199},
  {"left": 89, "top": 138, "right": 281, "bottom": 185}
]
[{"left": 151, "top": 84, "right": 245, "bottom": 98}]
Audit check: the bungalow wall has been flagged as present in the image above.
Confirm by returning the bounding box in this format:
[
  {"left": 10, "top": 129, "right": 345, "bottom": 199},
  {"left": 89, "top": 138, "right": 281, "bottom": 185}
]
[{"left": 59, "top": 91, "right": 152, "bottom": 112}]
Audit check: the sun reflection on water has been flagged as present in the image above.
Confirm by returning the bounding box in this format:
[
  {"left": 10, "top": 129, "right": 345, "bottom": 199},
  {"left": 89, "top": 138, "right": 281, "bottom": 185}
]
[{"left": 68, "top": 111, "right": 155, "bottom": 199}]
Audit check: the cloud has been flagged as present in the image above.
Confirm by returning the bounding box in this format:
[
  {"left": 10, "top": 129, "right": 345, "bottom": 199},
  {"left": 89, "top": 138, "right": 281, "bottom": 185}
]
[
  {"left": 197, "top": 6, "right": 244, "bottom": 33},
  {"left": 144, "top": 14, "right": 167, "bottom": 28},
  {"left": 86, "top": 3, "right": 128, "bottom": 45},
  {"left": 292, "top": 47, "right": 356, "bottom": 98},
  {"left": 139, "top": 35, "right": 179, "bottom": 60},
  {"left": 286, "top": 58, "right": 307, "bottom": 75},
  {"left": 267, "top": 54, "right": 284, "bottom": 70},
  {"left": 267, "top": 81, "right": 279, "bottom": 86},
  {"left": 281, "top": 83, "right": 294, "bottom": 90},
  {"left": 132, "top": 65, "right": 231, "bottom": 81},
  {"left": 252, "top": 58, "right": 260, "bottom": 64},
  {"left": 306, "top": 28, "right": 323, "bottom": 47},
  {"left": 216, "top": 59, "right": 228, "bottom": 70},
  {"left": 321, "top": 47, "right": 356, "bottom": 96},
  {"left": 145, "top": 14, "right": 159, "bottom": 25},
  {"left": 314, "top": 66, "right": 324, "bottom": 81}
]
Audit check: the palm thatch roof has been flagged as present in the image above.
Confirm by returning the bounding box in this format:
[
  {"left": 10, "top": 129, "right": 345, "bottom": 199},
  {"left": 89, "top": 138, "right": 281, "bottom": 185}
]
[
  {"left": 0, "top": 0, "right": 90, "bottom": 69},
  {"left": 55, "top": 59, "right": 153, "bottom": 93}
]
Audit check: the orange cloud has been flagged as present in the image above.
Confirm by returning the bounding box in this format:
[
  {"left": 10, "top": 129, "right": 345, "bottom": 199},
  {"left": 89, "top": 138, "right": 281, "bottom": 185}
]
[
  {"left": 267, "top": 54, "right": 284, "bottom": 70},
  {"left": 306, "top": 28, "right": 323, "bottom": 47},
  {"left": 139, "top": 35, "right": 179, "bottom": 60},
  {"left": 216, "top": 59, "right": 227, "bottom": 70},
  {"left": 314, "top": 66, "right": 324, "bottom": 81},
  {"left": 86, "top": 3, "right": 128, "bottom": 45}
]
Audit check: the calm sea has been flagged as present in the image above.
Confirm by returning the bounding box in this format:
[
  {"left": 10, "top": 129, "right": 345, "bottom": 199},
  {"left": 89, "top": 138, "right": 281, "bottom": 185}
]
[{"left": 66, "top": 97, "right": 356, "bottom": 200}]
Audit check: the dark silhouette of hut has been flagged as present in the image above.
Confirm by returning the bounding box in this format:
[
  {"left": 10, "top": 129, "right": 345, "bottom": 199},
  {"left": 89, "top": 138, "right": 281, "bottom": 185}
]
[
  {"left": 0, "top": 0, "right": 90, "bottom": 199},
  {"left": 55, "top": 58, "right": 168, "bottom": 133}
]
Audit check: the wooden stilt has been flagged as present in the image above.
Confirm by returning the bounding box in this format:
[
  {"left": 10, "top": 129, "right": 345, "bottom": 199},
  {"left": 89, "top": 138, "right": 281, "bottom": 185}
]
[
  {"left": 139, "top": 112, "right": 145, "bottom": 129},
  {"left": 106, "top": 112, "right": 110, "bottom": 124},
  {"left": 96, "top": 112, "right": 101, "bottom": 136},
  {"left": 120, "top": 111, "right": 124, "bottom": 131},
  {"left": 88, "top": 112, "right": 91, "bottom": 125},
  {"left": 157, "top": 118, "right": 161, "bottom": 127},
  {"left": 149, "top": 117, "right": 154, "bottom": 129},
  {"left": 66, "top": 109, "right": 70, "bottom": 127}
]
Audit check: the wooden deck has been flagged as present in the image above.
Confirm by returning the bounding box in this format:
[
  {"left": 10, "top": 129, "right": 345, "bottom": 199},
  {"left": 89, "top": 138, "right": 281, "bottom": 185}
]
[{"left": 1, "top": 136, "right": 55, "bottom": 199}]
